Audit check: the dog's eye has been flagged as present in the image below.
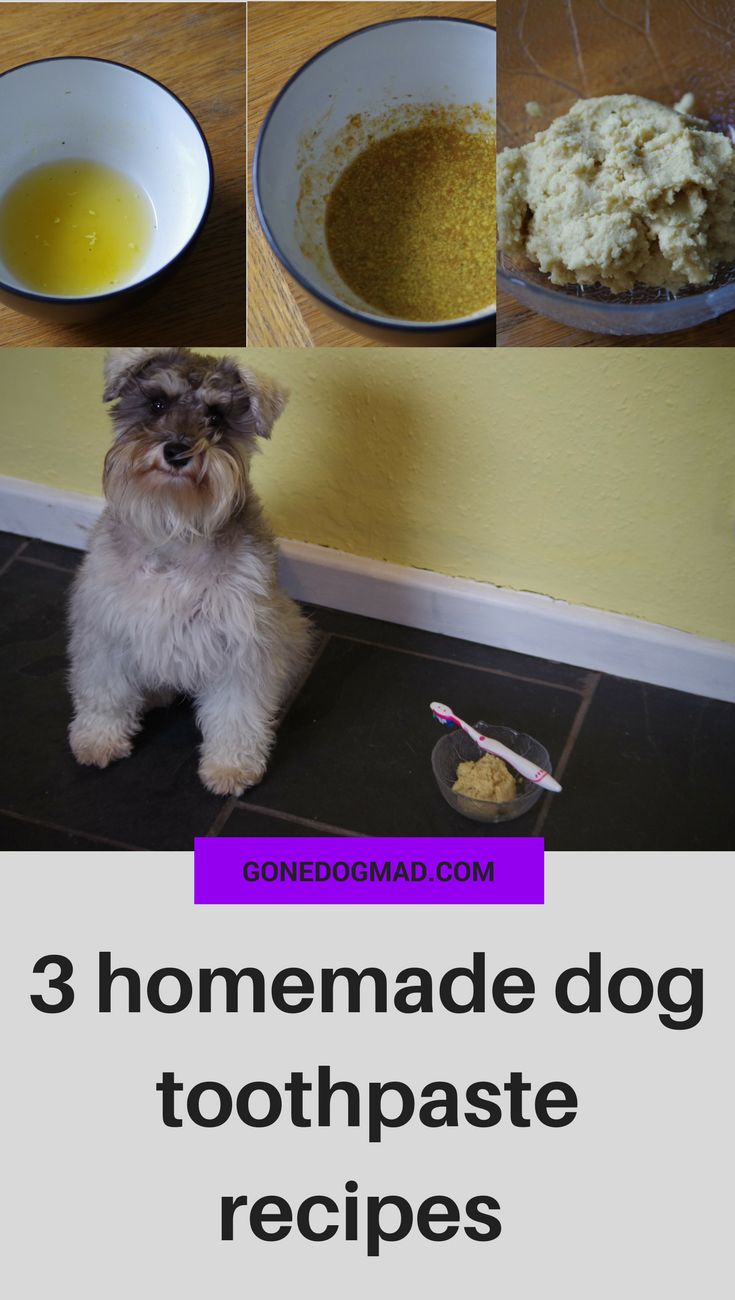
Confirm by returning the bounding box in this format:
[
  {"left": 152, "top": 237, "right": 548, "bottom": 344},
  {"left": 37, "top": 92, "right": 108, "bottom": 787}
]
[
  {"left": 150, "top": 397, "right": 168, "bottom": 415},
  {"left": 207, "top": 408, "right": 224, "bottom": 429}
]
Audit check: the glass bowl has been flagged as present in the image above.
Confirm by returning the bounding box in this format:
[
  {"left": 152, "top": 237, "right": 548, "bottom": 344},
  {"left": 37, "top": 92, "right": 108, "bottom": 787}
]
[
  {"left": 431, "top": 722, "right": 551, "bottom": 824},
  {"left": 497, "top": 0, "right": 735, "bottom": 336}
]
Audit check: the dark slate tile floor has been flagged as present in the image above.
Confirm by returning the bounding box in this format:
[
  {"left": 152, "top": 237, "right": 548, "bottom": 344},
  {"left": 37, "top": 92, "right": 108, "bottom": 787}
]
[{"left": 0, "top": 530, "right": 732, "bottom": 851}]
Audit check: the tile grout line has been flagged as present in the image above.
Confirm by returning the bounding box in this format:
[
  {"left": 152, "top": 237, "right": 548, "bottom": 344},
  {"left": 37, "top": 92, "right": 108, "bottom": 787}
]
[
  {"left": 206, "top": 797, "right": 240, "bottom": 838},
  {"left": 532, "top": 671, "right": 602, "bottom": 837},
  {"left": 225, "top": 801, "right": 366, "bottom": 837},
  {"left": 0, "top": 807, "right": 141, "bottom": 851},
  {"left": 16, "top": 554, "right": 78, "bottom": 575},
  {"left": 322, "top": 630, "right": 588, "bottom": 695},
  {"left": 0, "top": 538, "right": 29, "bottom": 577}
]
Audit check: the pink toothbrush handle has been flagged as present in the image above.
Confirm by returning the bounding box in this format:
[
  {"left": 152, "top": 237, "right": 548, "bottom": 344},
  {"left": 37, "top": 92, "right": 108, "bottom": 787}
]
[
  {"left": 431, "top": 704, "right": 562, "bottom": 794},
  {"left": 474, "top": 732, "right": 562, "bottom": 793}
]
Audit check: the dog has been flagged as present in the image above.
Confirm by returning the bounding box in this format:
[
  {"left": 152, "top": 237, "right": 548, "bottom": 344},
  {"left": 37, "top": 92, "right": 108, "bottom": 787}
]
[{"left": 68, "top": 347, "right": 313, "bottom": 796}]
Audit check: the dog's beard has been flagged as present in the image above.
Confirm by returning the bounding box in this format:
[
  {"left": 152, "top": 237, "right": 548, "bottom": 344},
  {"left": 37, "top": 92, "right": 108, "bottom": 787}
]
[{"left": 103, "top": 437, "right": 248, "bottom": 543}]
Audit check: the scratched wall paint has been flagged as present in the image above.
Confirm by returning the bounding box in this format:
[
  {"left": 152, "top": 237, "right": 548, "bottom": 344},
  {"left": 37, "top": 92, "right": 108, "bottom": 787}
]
[{"left": 0, "top": 347, "right": 733, "bottom": 642}]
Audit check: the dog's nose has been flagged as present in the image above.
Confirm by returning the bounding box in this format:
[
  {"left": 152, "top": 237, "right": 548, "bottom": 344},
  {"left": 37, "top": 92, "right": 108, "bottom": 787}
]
[{"left": 162, "top": 442, "right": 191, "bottom": 466}]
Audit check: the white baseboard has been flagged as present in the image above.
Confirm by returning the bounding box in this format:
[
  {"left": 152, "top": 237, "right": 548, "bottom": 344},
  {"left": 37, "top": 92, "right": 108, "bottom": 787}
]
[
  {"left": 0, "top": 473, "right": 102, "bottom": 550},
  {"left": 2, "top": 473, "right": 734, "bottom": 703}
]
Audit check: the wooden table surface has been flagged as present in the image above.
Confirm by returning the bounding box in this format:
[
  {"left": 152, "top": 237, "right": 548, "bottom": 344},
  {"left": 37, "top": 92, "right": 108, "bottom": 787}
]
[
  {"left": 247, "top": 0, "right": 496, "bottom": 347},
  {"left": 0, "top": 2, "right": 246, "bottom": 347}
]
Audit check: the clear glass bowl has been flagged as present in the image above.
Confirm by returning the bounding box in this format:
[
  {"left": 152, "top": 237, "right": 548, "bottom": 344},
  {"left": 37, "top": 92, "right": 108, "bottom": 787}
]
[
  {"left": 497, "top": 0, "right": 735, "bottom": 336},
  {"left": 431, "top": 722, "right": 551, "bottom": 824}
]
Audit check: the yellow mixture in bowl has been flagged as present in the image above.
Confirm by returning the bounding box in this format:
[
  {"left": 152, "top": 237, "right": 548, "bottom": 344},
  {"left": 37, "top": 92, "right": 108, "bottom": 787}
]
[
  {"left": 453, "top": 753, "right": 517, "bottom": 803},
  {"left": 0, "top": 158, "right": 154, "bottom": 296},
  {"left": 324, "top": 117, "right": 496, "bottom": 321}
]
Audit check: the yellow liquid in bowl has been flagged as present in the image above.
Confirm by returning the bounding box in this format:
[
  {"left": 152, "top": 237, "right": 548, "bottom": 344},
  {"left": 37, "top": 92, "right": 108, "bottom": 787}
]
[{"left": 0, "top": 159, "right": 155, "bottom": 296}]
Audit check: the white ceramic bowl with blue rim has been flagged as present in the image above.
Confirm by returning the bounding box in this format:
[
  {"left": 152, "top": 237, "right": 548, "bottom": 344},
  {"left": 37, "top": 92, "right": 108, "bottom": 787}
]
[
  {"left": 0, "top": 57, "right": 213, "bottom": 322},
  {"left": 254, "top": 17, "right": 496, "bottom": 346}
]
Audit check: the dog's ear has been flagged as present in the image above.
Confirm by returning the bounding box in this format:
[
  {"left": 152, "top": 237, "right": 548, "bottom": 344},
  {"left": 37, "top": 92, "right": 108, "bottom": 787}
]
[
  {"left": 237, "top": 366, "right": 289, "bottom": 439},
  {"left": 103, "top": 348, "right": 167, "bottom": 402}
]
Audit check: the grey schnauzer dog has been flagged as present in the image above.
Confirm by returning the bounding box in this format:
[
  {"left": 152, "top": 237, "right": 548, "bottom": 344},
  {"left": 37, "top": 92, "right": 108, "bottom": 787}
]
[{"left": 68, "top": 347, "right": 313, "bottom": 796}]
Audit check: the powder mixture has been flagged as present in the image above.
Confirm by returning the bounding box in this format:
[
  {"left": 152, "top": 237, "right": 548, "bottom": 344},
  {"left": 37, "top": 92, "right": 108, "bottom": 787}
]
[
  {"left": 497, "top": 94, "right": 735, "bottom": 292},
  {"left": 325, "top": 119, "right": 495, "bottom": 320},
  {"left": 453, "top": 753, "right": 517, "bottom": 803}
]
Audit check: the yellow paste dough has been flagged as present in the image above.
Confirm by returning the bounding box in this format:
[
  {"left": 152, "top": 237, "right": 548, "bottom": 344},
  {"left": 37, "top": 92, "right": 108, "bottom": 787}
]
[
  {"left": 452, "top": 753, "right": 517, "bottom": 803},
  {"left": 497, "top": 94, "right": 735, "bottom": 292}
]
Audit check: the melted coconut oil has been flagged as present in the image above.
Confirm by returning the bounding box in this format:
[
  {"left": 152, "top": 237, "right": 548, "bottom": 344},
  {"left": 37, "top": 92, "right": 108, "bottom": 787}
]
[{"left": 0, "top": 158, "right": 155, "bottom": 295}]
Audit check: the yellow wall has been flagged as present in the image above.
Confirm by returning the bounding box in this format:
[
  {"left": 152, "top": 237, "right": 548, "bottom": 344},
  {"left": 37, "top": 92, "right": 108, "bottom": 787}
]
[{"left": 0, "top": 348, "right": 733, "bottom": 641}]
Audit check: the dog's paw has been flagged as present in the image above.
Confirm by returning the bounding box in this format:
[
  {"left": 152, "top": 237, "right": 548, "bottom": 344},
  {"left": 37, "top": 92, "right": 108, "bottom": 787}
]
[
  {"left": 69, "top": 722, "right": 133, "bottom": 768},
  {"left": 199, "top": 758, "right": 266, "bottom": 797}
]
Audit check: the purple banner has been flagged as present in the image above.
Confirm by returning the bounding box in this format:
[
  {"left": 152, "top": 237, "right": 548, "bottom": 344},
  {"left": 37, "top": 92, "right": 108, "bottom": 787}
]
[{"left": 194, "top": 837, "right": 544, "bottom": 905}]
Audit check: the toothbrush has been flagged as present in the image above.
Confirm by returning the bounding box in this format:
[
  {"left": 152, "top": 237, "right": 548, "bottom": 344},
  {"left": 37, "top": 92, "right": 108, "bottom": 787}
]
[{"left": 430, "top": 702, "right": 562, "bottom": 794}]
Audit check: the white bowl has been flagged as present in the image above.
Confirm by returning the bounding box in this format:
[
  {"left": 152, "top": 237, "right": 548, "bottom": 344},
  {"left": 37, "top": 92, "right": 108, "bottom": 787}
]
[
  {"left": 254, "top": 17, "right": 496, "bottom": 345},
  {"left": 0, "top": 57, "right": 213, "bottom": 321}
]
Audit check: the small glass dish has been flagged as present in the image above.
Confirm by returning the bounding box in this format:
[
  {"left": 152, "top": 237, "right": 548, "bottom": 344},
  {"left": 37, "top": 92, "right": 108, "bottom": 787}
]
[
  {"left": 497, "top": 252, "right": 735, "bottom": 338},
  {"left": 497, "top": 0, "right": 735, "bottom": 336},
  {"left": 431, "top": 722, "right": 550, "bottom": 824}
]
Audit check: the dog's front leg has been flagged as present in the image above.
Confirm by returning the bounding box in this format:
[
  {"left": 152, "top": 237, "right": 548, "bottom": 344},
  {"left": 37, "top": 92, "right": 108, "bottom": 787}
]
[
  {"left": 195, "top": 674, "right": 275, "bottom": 797},
  {"left": 68, "top": 641, "right": 144, "bottom": 770}
]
